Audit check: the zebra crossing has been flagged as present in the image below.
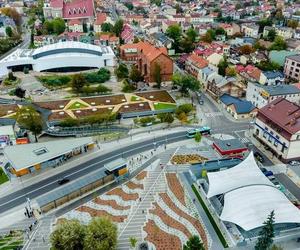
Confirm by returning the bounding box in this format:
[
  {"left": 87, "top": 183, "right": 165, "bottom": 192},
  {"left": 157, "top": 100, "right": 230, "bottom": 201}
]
[
  {"left": 240, "top": 137, "right": 250, "bottom": 144},
  {"left": 204, "top": 112, "right": 223, "bottom": 118}
]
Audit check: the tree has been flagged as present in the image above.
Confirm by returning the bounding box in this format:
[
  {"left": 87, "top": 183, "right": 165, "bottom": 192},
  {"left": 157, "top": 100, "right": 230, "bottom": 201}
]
[
  {"left": 267, "top": 29, "right": 277, "bottom": 42},
  {"left": 5, "top": 26, "right": 13, "bottom": 37},
  {"left": 287, "top": 20, "right": 298, "bottom": 29},
  {"left": 129, "top": 65, "right": 143, "bottom": 83},
  {"left": 269, "top": 36, "right": 287, "bottom": 51},
  {"left": 258, "top": 18, "right": 272, "bottom": 33},
  {"left": 43, "top": 20, "right": 54, "bottom": 34},
  {"left": 113, "top": 19, "right": 124, "bottom": 37},
  {"left": 114, "top": 64, "right": 129, "bottom": 80},
  {"left": 52, "top": 18, "right": 65, "bottom": 34},
  {"left": 255, "top": 211, "right": 275, "bottom": 250},
  {"left": 166, "top": 24, "right": 182, "bottom": 50},
  {"left": 225, "top": 67, "right": 237, "bottom": 77},
  {"left": 201, "top": 29, "right": 216, "bottom": 43},
  {"left": 177, "top": 112, "right": 187, "bottom": 123},
  {"left": 183, "top": 235, "right": 205, "bottom": 250},
  {"left": 175, "top": 3, "right": 183, "bottom": 13},
  {"left": 101, "top": 22, "right": 114, "bottom": 33},
  {"left": 71, "top": 74, "right": 86, "bottom": 93},
  {"left": 124, "top": 2, "right": 133, "bottom": 10},
  {"left": 256, "top": 61, "right": 281, "bottom": 71},
  {"left": 215, "top": 27, "right": 226, "bottom": 36},
  {"left": 16, "top": 106, "right": 43, "bottom": 142},
  {"left": 186, "top": 28, "right": 198, "bottom": 43},
  {"left": 235, "top": 3, "right": 242, "bottom": 10},
  {"left": 129, "top": 237, "right": 137, "bottom": 249},
  {"left": 14, "top": 87, "right": 26, "bottom": 99},
  {"left": 218, "top": 57, "right": 228, "bottom": 76},
  {"left": 50, "top": 219, "right": 86, "bottom": 250},
  {"left": 84, "top": 217, "right": 117, "bottom": 250},
  {"left": 153, "top": 63, "right": 162, "bottom": 88},
  {"left": 194, "top": 132, "right": 202, "bottom": 143},
  {"left": 157, "top": 113, "right": 174, "bottom": 124},
  {"left": 180, "top": 37, "right": 194, "bottom": 53},
  {"left": 133, "top": 36, "right": 140, "bottom": 43},
  {"left": 239, "top": 45, "right": 254, "bottom": 55},
  {"left": 172, "top": 73, "right": 200, "bottom": 95}
]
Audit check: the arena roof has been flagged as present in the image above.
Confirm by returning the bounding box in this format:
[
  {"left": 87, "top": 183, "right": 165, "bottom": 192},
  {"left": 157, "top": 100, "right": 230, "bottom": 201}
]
[
  {"left": 206, "top": 152, "right": 273, "bottom": 198},
  {"left": 220, "top": 185, "right": 300, "bottom": 231}
]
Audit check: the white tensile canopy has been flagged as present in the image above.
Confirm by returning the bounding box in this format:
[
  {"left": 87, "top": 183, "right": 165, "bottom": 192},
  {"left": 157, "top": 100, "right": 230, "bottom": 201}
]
[
  {"left": 207, "top": 152, "right": 272, "bottom": 198},
  {"left": 220, "top": 185, "right": 300, "bottom": 231}
]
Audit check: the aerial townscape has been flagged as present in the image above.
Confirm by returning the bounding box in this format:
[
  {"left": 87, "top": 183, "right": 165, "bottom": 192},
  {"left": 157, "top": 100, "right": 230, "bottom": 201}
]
[{"left": 2, "top": 0, "right": 300, "bottom": 250}]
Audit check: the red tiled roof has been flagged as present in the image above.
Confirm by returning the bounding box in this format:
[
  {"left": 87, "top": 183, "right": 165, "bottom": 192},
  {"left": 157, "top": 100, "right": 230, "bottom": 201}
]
[
  {"left": 187, "top": 54, "right": 208, "bottom": 69},
  {"left": 50, "top": 0, "right": 63, "bottom": 8},
  {"left": 68, "top": 19, "right": 81, "bottom": 25},
  {"left": 62, "top": 0, "right": 94, "bottom": 19},
  {"left": 259, "top": 98, "right": 300, "bottom": 135},
  {"left": 94, "top": 13, "right": 106, "bottom": 25}
]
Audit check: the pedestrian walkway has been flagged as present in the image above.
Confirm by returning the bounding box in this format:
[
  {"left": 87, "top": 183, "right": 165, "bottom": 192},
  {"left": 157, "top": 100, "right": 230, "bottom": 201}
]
[{"left": 117, "top": 160, "right": 166, "bottom": 249}]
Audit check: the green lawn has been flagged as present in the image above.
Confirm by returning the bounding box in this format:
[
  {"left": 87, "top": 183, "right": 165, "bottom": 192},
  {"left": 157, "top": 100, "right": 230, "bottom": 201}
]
[
  {"left": 68, "top": 101, "right": 88, "bottom": 110},
  {"left": 191, "top": 184, "right": 229, "bottom": 248},
  {"left": 130, "top": 96, "right": 141, "bottom": 102},
  {"left": 0, "top": 168, "right": 9, "bottom": 185},
  {"left": 153, "top": 102, "right": 177, "bottom": 110}
]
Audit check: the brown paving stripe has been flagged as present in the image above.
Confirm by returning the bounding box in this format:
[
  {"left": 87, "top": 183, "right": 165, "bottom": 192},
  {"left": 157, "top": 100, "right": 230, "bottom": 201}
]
[
  {"left": 72, "top": 107, "right": 111, "bottom": 118},
  {"left": 106, "top": 187, "right": 139, "bottom": 201},
  {"left": 144, "top": 219, "right": 182, "bottom": 250},
  {"left": 150, "top": 202, "right": 192, "bottom": 239},
  {"left": 166, "top": 173, "right": 186, "bottom": 206},
  {"left": 35, "top": 100, "right": 70, "bottom": 110},
  {"left": 93, "top": 197, "right": 130, "bottom": 210},
  {"left": 0, "top": 104, "right": 19, "bottom": 117},
  {"left": 48, "top": 111, "right": 71, "bottom": 121},
  {"left": 76, "top": 206, "right": 126, "bottom": 223},
  {"left": 135, "top": 171, "right": 147, "bottom": 181},
  {"left": 126, "top": 181, "right": 143, "bottom": 190},
  {"left": 160, "top": 193, "right": 208, "bottom": 249}
]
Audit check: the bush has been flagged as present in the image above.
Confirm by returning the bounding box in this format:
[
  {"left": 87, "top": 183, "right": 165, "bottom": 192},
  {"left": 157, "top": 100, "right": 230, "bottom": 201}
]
[
  {"left": 175, "top": 104, "right": 193, "bottom": 116},
  {"left": 81, "top": 85, "right": 111, "bottom": 95},
  {"left": 59, "top": 113, "right": 117, "bottom": 127},
  {"left": 84, "top": 68, "right": 111, "bottom": 84},
  {"left": 38, "top": 75, "right": 71, "bottom": 87},
  {"left": 139, "top": 116, "right": 156, "bottom": 126},
  {"left": 122, "top": 79, "right": 136, "bottom": 93},
  {"left": 157, "top": 113, "right": 174, "bottom": 124}
]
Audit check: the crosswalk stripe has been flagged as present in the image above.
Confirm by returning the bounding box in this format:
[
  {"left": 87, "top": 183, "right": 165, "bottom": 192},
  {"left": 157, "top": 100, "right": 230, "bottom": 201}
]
[{"left": 204, "top": 112, "right": 223, "bottom": 118}]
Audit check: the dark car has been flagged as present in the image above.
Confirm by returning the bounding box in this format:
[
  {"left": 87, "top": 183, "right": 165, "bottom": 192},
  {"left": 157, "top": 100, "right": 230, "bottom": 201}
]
[
  {"left": 264, "top": 171, "right": 274, "bottom": 177},
  {"left": 260, "top": 167, "right": 267, "bottom": 173},
  {"left": 254, "top": 152, "right": 264, "bottom": 163},
  {"left": 58, "top": 177, "right": 70, "bottom": 185}
]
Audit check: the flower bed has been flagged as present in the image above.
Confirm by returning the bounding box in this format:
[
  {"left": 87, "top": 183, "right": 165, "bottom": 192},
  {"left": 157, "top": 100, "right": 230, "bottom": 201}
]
[{"left": 171, "top": 154, "right": 208, "bottom": 164}]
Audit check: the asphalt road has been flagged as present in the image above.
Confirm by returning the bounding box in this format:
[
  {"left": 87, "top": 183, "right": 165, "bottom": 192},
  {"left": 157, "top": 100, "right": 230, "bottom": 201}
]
[
  {"left": 0, "top": 131, "right": 186, "bottom": 213},
  {"left": 275, "top": 173, "right": 300, "bottom": 201}
]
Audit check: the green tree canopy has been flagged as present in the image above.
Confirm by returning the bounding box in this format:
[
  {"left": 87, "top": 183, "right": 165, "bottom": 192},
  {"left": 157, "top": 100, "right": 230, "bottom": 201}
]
[
  {"left": 113, "top": 19, "right": 124, "bottom": 37},
  {"left": 194, "top": 132, "right": 202, "bottom": 143},
  {"left": 269, "top": 36, "right": 287, "bottom": 51},
  {"left": 166, "top": 24, "right": 182, "bottom": 50},
  {"left": 218, "top": 57, "right": 228, "bottom": 76},
  {"left": 52, "top": 18, "right": 66, "bottom": 35},
  {"left": 180, "top": 37, "right": 195, "bottom": 53},
  {"left": 71, "top": 73, "right": 86, "bottom": 93},
  {"left": 255, "top": 211, "right": 275, "bottom": 250},
  {"left": 50, "top": 219, "right": 86, "bottom": 250},
  {"left": 114, "top": 64, "right": 129, "bottom": 80},
  {"left": 16, "top": 106, "right": 43, "bottom": 142},
  {"left": 258, "top": 18, "right": 272, "bottom": 33},
  {"left": 183, "top": 235, "right": 205, "bottom": 250},
  {"left": 287, "top": 20, "right": 298, "bottom": 29},
  {"left": 267, "top": 29, "right": 277, "bottom": 42},
  {"left": 101, "top": 22, "right": 114, "bottom": 33},
  {"left": 129, "top": 65, "right": 143, "bottom": 83},
  {"left": 186, "top": 27, "right": 198, "bottom": 43},
  {"left": 153, "top": 63, "right": 162, "bottom": 88},
  {"left": 84, "top": 217, "right": 117, "bottom": 250},
  {"left": 172, "top": 73, "right": 200, "bottom": 95},
  {"left": 5, "top": 26, "right": 13, "bottom": 37}
]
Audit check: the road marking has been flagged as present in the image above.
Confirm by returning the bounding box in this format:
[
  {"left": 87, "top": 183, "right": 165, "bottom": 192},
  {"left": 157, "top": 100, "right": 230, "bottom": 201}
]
[
  {"left": 204, "top": 112, "right": 223, "bottom": 118},
  {"left": 0, "top": 134, "right": 185, "bottom": 208}
]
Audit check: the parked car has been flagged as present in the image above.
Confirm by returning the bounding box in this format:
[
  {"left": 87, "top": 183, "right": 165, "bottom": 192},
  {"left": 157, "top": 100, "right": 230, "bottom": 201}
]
[
  {"left": 58, "top": 177, "right": 70, "bottom": 185},
  {"left": 260, "top": 167, "right": 267, "bottom": 173},
  {"left": 289, "top": 161, "right": 300, "bottom": 166},
  {"left": 264, "top": 171, "right": 273, "bottom": 177},
  {"left": 254, "top": 152, "right": 264, "bottom": 163},
  {"left": 273, "top": 181, "right": 281, "bottom": 189},
  {"left": 267, "top": 175, "right": 276, "bottom": 181}
]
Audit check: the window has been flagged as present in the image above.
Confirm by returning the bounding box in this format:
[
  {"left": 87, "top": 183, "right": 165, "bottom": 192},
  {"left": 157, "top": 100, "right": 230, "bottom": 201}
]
[
  {"left": 274, "top": 140, "right": 278, "bottom": 147},
  {"left": 297, "top": 135, "right": 300, "bottom": 140},
  {"left": 33, "top": 147, "right": 48, "bottom": 156},
  {"left": 263, "top": 131, "right": 268, "bottom": 138},
  {"left": 296, "top": 68, "right": 300, "bottom": 73},
  {"left": 292, "top": 61, "right": 295, "bottom": 65}
]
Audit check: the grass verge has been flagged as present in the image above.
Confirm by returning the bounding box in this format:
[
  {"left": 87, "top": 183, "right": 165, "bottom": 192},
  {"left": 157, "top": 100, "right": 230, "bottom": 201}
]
[
  {"left": 153, "top": 102, "right": 177, "bottom": 110},
  {"left": 191, "top": 184, "right": 229, "bottom": 248},
  {"left": 0, "top": 168, "right": 9, "bottom": 185}
]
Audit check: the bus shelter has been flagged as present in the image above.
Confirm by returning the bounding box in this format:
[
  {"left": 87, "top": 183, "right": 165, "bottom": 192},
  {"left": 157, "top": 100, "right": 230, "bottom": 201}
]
[{"left": 104, "top": 158, "right": 128, "bottom": 179}]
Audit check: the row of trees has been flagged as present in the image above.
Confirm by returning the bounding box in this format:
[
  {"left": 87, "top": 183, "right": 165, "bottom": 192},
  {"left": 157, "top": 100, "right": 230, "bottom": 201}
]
[
  {"left": 172, "top": 73, "right": 201, "bottom": 95},
  {"left": 42, "top": 18, "right": 66, "bottom": 35},
  {"left": 51, "top": 218, "right": 117, "bottom": 250},
  {"left": 101, "top": 19, "right": 124, "bottom": 38}
]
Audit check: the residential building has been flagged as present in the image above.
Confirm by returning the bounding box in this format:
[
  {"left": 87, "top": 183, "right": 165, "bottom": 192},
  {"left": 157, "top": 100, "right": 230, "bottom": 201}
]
[
  {"left": 264, "top": 26, "right": 294, "bottom": 40},
  {"left": 284, "top": 54, "right": 300, "bottom": 81},
  {"left": 253, "top": 98, "right": 300, "bottom": 163},
  {"left": 259, "top": 71, "right": 284, "bottom": 85},
  {"left": 93, "top": 13, "right": 107, "bottom": 33},
  {"left": 237, "top": 65, "right": 262, "bottom": 82},
  {"left": 121, "top": 24, "right": 134, "bottom": 44},
  {"left": 219, "top": 23, "right": 234, "bottom": 36},
  {"left": 241, "top": 23, "right": 259, "bottom": 38},
  {"left": 206, "top": 74, "right": 244, "bottom": 98},
  {"left": 185, "top": 54, "right": 208, "bottom": 79},
  {"left": 96, "top": 34, "right": 119, "bottom": 51},
  {"left": 246, "top": 82, "right": 300, "bottom": 108},
  {"left": 68, "top": 19, "right": 83, "bottom": 33},
  {"left": 120, "top": 41, "right": 173, "bottom": 83},
  {"left": 220, "top": 93, "right": 257, "bottom": 119}
]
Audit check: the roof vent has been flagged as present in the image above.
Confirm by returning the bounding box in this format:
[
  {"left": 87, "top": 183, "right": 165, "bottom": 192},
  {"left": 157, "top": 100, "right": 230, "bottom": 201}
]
[{"left": 226, "top": 143, "right": 231, "bottom": 147}]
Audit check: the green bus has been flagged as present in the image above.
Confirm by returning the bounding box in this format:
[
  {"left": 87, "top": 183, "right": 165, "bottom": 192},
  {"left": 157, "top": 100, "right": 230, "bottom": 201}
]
[{"left": 186, "top": 126, "right": 211, "bottom": 138}]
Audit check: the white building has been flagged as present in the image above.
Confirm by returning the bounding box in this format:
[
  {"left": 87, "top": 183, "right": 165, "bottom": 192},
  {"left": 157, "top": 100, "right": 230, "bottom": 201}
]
[
  {"left": 241, "top": 23, "right": 259, "bottom": 38},
  {"left": 253, "top": 98, "right": 300, "bottom": 162},
  {"left": 246, "top": 82, "right": 300, "bottom": 108},
  {"left": 0, "top": 41, "right": 116, "bottom": 77}
]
